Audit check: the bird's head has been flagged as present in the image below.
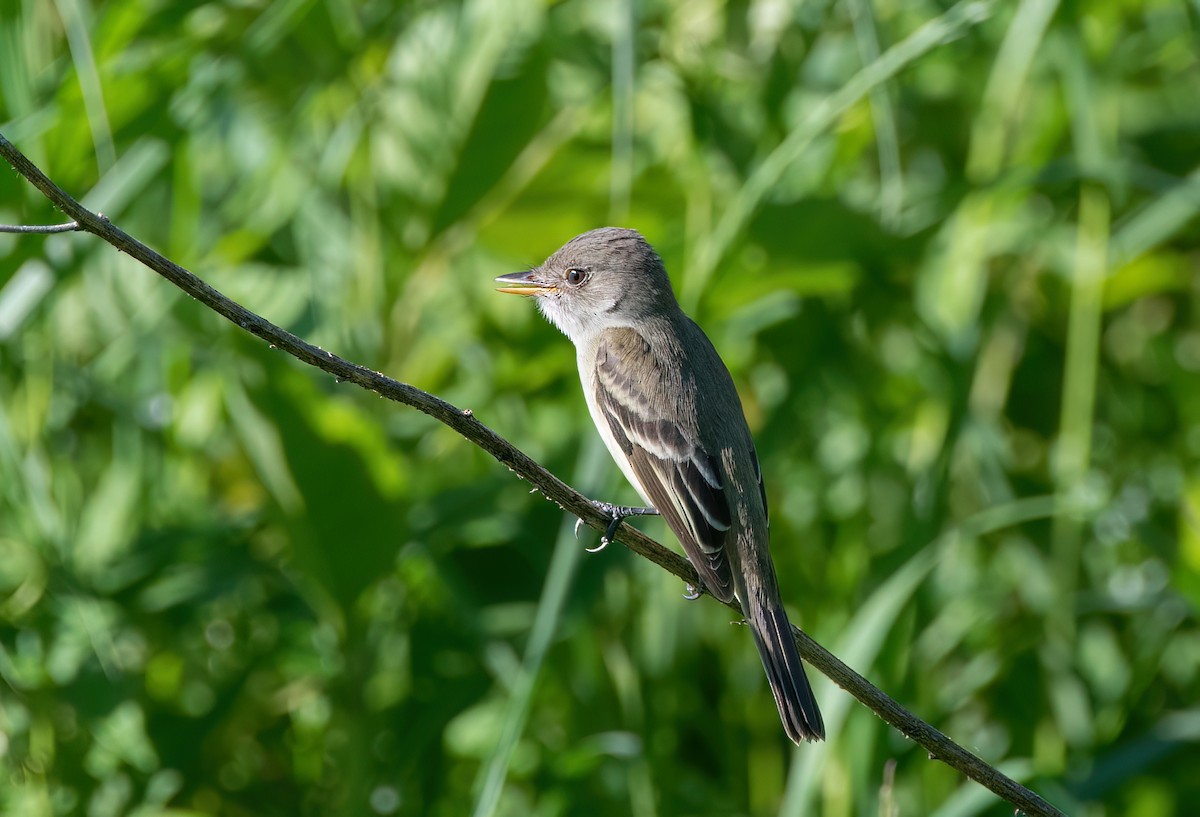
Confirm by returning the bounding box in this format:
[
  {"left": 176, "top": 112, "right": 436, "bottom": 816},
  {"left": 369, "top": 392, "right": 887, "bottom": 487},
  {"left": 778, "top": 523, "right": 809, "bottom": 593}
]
[{"left": 495, "top": 227, "right": 678, "bottom": 343}]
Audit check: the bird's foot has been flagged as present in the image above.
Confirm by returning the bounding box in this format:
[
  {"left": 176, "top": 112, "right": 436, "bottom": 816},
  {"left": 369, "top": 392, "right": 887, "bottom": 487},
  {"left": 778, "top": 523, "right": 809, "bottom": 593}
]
[
  {"left": 584, "top": 501, "right": 659, "bottom": 553},
  {"left": 682, "top": 583, "right": 701, "bottom": 600}
]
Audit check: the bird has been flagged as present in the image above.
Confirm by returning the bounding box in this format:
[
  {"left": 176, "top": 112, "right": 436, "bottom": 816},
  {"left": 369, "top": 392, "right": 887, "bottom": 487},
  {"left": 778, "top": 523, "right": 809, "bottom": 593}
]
[{"left": 495, "top": 227, "right": 824, "bottom": 743}]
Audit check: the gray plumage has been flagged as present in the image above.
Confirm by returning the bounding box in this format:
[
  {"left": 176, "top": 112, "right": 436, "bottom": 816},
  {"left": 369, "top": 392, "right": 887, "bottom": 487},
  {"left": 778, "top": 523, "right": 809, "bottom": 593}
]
[{"left": 496, "top": 227, "right": 824, "bottom": 744}]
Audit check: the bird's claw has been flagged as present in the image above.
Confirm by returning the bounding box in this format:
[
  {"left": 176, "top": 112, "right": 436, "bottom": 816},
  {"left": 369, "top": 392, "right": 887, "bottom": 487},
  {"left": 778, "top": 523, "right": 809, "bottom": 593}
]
[
  {"left": 586, "top": 515, "right": 622, "bottom": 553},
  {"left": 580, "top": 501, "right": 658, "bottom": 554},
  {"left": 683, "top": 583, "right": 701, "bottom": 600},
  {"left": 585, "top": 538, "right": 609, "bottom": 553}
]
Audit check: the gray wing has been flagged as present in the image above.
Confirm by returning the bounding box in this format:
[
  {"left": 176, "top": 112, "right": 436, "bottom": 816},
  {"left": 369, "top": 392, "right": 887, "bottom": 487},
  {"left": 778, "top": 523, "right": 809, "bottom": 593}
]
[
  {"left": 751, "top": 448, "right": 768, "bottom": 527},
  {"left": 594, "top": 328, "right": 735, "bottom": 601}
]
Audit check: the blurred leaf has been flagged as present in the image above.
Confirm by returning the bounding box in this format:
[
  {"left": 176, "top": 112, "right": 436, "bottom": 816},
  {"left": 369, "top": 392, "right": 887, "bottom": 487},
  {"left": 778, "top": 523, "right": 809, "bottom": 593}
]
[{"left": 432, "top": 42, "right": 552, "bottom": 236}]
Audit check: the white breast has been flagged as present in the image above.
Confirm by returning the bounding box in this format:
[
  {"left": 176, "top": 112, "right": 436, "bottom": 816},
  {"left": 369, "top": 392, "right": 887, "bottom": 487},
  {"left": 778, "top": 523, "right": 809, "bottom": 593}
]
[{"left": 577, "top": 344, "right": 653, "bottom": 505}]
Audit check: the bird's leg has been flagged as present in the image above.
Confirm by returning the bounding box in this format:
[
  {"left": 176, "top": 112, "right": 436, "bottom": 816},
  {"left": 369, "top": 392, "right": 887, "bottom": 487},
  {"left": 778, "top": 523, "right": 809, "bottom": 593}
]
[
  {"left": 682, "top": 583, "right": 702, "bottom": 600},
  {"left": 585, "top": 501, "right": 659, "bottom": 553}
]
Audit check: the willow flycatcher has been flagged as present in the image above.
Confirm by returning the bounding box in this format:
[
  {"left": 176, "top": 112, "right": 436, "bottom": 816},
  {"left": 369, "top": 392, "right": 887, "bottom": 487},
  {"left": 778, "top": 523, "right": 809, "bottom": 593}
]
[{"left": 496, "top": 227, "right": 824, "bottom": 743}]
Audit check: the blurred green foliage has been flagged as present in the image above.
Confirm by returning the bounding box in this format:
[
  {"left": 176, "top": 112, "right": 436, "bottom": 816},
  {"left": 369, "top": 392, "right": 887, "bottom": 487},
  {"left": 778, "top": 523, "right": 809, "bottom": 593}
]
[{"left": 2, "top": 0, "right": 1199, "bottom": 815}]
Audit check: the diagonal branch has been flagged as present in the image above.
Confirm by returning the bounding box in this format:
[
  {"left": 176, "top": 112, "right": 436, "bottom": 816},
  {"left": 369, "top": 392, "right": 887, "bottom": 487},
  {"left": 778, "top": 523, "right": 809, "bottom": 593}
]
[{"left": 0, "top": 132, "right": 1065, "bottom": 817}]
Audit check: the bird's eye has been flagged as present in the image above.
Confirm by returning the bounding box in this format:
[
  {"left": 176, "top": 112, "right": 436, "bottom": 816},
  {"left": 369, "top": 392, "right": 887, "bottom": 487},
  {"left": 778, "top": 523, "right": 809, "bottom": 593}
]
[{"left": 566, "top": 268, "right": 585, "bottom": 286}]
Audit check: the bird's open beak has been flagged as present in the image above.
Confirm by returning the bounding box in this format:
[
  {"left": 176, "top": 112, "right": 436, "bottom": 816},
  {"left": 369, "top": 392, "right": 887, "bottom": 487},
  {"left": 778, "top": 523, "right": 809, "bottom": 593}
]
[{"left": 495, "top": 270, "right": 554, "bottom": 296}]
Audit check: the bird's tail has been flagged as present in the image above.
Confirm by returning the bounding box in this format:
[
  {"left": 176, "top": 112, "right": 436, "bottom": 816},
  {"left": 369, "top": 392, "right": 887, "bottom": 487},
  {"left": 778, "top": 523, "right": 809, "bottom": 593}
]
[{"left": 744, "top": 593, "right": 825, "bottom": 743}]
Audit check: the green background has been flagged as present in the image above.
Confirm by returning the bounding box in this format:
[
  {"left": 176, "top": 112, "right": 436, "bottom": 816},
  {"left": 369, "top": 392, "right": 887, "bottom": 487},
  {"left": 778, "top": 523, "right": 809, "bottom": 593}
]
[{"left": 2, "top": 0, "right": 1199, "bottom": 814}]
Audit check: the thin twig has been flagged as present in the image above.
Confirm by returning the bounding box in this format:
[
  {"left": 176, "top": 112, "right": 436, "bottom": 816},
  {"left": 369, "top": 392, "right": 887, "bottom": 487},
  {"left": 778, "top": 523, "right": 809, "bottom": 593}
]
[
  {"left": 0, "top": 221, "right": 81, "bottom": 233},
  {"left": 0, "top": 132, "right": 1066, "bottom": 817}
]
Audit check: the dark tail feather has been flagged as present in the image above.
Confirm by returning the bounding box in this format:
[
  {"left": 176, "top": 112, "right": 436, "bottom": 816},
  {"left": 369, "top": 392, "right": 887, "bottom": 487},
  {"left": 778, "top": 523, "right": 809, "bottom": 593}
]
[{"left": 746, "top": 596, "right": 825, "bottom": 743}]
